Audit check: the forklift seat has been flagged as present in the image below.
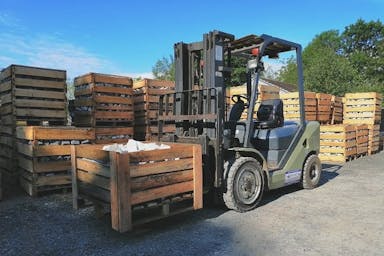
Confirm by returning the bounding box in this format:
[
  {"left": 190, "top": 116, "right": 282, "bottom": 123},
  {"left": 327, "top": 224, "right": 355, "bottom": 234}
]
[{"left": 255, "top": 99, "right": 284, "bottom": 129}]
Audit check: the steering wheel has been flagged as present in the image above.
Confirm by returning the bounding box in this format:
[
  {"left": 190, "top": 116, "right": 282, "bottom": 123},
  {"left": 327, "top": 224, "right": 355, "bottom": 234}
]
[{"left": 231, "top": 95, "right": 248, "bottom": 106}]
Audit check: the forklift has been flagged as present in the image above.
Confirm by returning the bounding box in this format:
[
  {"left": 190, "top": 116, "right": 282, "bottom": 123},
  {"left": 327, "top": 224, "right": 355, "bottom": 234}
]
[{"left": 158, "top": 31, "right": 321, "bottom": 212}]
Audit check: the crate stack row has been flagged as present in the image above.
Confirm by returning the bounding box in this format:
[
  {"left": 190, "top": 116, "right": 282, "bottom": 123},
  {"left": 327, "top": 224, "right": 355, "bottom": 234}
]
[
  {"left": 226, "top": 84, "right": 280, "bottom": 120},
  {"left": 343, "top": 92, "right": 382, "bottom": 155},
  {"left": 319, "top": 125, "right": 357, "bottom": 163},
  {"left": 133, "top": 79, "right": 175, "bottom": 141},
  {"left": 17, "top": 126, "right": 93, "bottom": 196},
  {"left": 0, "top": 65, "right": 67, "bottom": 188},
  {"left": 73, "top": 73, "right": 134, "bottom": 144},
  {"left": 280, "top": 92, "right": 317, "bottom": 121}
]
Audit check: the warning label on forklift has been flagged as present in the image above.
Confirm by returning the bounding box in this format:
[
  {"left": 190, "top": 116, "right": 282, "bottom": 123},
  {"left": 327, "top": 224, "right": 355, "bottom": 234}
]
[{"left": 285, "top": 169, "right": 302, "bottom": 185}]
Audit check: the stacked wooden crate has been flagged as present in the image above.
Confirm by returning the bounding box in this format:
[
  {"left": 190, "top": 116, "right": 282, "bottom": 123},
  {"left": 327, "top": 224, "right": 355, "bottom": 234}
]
[
  {"left": 319, "top": 125, "right": 357, "bottom": 163},
  {"left": 17, "top": 126, "right": 93, "bottom": 196},
  {"left": 133, "top": 79, "right": 175, "bottom": 141},
  {"left": 316, "top": 93, "right": 332, "bottom": 124},
  {"left": 343, "top": 92, "right": 382, "bottom": 155},
  {"left": 226, "top": 84, "right": 280, "bottom": 120},
  {"left": 355, "top": 124, "right": 369, "bottom": 156},
  {"left": 71, "top": 143, "right": 203, "bottom": 232},
  {"left": 74, "top": 73, "right": 134, "bottom": 144},
  {"left": 0, "top": 65, "right": 67, "bottom": 184},
  {"left": 331, "top": 96, "right": 343, "bottom": 124},
  {"left": 281, "top": 92, "right": 317, "bottom": 121}
]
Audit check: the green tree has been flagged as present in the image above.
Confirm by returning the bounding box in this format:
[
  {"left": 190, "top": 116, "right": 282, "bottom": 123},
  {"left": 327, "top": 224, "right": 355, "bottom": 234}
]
[
  {"left": 152, "top": 55, "right": 175, "bottom": 81},
  {"left": 341, "top": 19, "right": 384, "bottom": 84}
]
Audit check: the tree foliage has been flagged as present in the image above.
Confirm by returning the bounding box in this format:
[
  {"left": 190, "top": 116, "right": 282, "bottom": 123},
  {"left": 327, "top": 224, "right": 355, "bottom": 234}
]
[
  {"left": 277, "top": 19, "right": 384, "bottom": 97},
  {"left": 152, "top": 55, "right": 175, "bottom": 81}
]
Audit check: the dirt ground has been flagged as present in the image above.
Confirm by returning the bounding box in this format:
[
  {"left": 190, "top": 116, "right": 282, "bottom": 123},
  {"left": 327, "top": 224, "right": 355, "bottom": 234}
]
[{"left": 1, "top": 151, "right": 383, "bottom": 256}]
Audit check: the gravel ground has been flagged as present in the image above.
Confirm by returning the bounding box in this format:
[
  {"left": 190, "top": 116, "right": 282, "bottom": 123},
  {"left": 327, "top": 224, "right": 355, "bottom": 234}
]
[{"left": 1, "top": 151, "right": 384, "bottom": 256}]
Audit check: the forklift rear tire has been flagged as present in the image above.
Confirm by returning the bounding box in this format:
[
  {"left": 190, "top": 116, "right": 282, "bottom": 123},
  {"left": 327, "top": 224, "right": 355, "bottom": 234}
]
[
  {"left": 223, "top": 157, "right": 264, "bottom": 212},
  {"left": 302, "top": 154, "right": 322, "bottom": 189}
]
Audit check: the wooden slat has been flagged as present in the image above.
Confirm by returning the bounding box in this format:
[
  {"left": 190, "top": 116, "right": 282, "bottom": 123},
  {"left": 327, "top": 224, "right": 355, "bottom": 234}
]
[
  {"left": 15, "top": 108, "right": 66, "bottom": 118},
  {"left": 14, "top": 65, "right": 66, "bottom": 80},
  {"left": 78, "top": 182, "right": 111, "bottom": 203},
  {"left": 0, "top": 66, "right": 11, "bottom": 81},
  {"left": 193, "top": 145, "right": 203, "bottom": 210},
  {"left": 34, "top": 160, "right": 71, "bottom": 173},
  {"left": 75, "top": 146, "right": 108, "bottom": 161},
  {"left": 129, "top": 145, "right": 193, "bottom": 163},
  {"left": 94, "top": 86, "right": 133, "bottom": 95},
  {"left": 17, "top": 127, "right": 95, "bottom": 140},
  {"left": 0, "top": 93, "right": 12, "bottom": 105},
  {"left": 130, "top": 158, "right": 193, "bottom": 178},
  {"left": 77, "top": 170, "right": 110, "bottom": 190},
  {"left": 94, "top": 111, "right": 134, "bottom": 119},
  {"left": 71, "top": 145, "right": 79, "bottom": 209},
  {"left": 14, "top": 88, "right": 66, "bottom": 100},
  {"left": 15, "top": 99, "right": 66, "bottom": 109},
  {"left": 13, "top": 77, "right": 65, "bottom": 90},
  {"left": 95, "top": 127, "right": 134, "bottom": 136},
  {"left": 133, "top": 79, "right": 174, "bottom": 89},
  {"left": 36, "top": 174, "right": 71, "bottom": 186},
  {"left": 131, "top": 180, "right": 193, "bottom": 205},
  {"left": 76, "top": 158, "right": 110, "bottom": 178},
  {"left": 131, "top": 170, "right": 193, "bottom": 191},
  {"left": 94, "top": 95, "right": 133, "bottom": 105}
]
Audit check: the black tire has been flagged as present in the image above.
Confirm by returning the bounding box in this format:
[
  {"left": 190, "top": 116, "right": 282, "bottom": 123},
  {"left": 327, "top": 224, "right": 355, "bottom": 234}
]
[
  {"left": 302, "top": 154, "right": 322, "bottom": 189},
  {"left": 223, "top": 157, "right": 264, "bottom": 212}
]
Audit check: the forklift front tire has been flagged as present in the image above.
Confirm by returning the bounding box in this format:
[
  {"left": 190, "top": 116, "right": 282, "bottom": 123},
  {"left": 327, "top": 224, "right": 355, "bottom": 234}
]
[
  {"left": 301, "top": 154, "right": 322, "bottom": 189},
  {"left": 223, "top": 157, "right": 264, "bottom": 212}
]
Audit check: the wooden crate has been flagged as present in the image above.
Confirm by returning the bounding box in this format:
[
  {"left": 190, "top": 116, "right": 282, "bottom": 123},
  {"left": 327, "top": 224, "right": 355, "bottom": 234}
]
[
  {"left": 355, "top": 124, "right": 368, "bottom": 155},
  {"left": 133, "top": 79, "right": 175, "bottom": 140},
  {"left": 319, "top": 124, "right": 357, "bottom": 163},
  {"left": 281, "top": 91, "right": 317, "bottom": 121},
  {"left": 71, "top": 142, "right": 203, "bottom": 233},
  {"left": 0, "top": 65, "right": 67, "bottom": 125},
  {"left": 316, "top": 93, "right": 332, "bottom": 123},
  {"left": 331, "top": 96, "right": 343, "bottom": 124},
  {"left": 74, "top": 73, "right": 134, "bottom": 127},
  {"left": 367, "top": 124, "right": 380, "bottom": 155},
  {"left": 343, "top": 92, "right": 382, "bottom": 125},
  {"left": 226, "top": 84, "right": 280, "bottom": 120},
  {"left": 16, "top": 126, "right": 94, "bottom": 196}
]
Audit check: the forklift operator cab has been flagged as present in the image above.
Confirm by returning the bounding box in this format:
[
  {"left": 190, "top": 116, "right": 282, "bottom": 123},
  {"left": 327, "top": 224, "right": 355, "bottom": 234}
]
[{"left": 231, "top": 99, "right": 299, "bottom": 169}]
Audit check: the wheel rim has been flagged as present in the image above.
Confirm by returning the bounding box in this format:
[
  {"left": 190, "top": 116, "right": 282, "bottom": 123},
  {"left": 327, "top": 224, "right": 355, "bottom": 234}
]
[
  {"left": 234, "top": 164, "right": 262, "bottom": 205},
  {"left": 309, "top": 161, "right": 320, "bottom": 182}
]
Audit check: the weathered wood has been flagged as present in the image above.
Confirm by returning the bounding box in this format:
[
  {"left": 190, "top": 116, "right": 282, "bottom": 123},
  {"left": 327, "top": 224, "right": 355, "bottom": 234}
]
[
  {"left": 13, "top": 77, "right": 65, "bottom": 90},
  {"left": 13, "top": 65, "right": 66, "bottom": 80},
  {"left": 71, "top": 146, "right": 79, "bottom": 209},
  {"left": 15, "top": 99, "right": 66, "bottom": 109},
  {"left": 130, "top": 158, "right": 193, "bottom": 178},
  {"left": 14, "top": 88, "right": 66, "bottom": 100},
  {"left": 193, "top": 145, "right": 203, "bottom": 210},
  {"left": 75, "top": 73, "right": 133, "bottom": 86},
  {"left": 16, "top": 126, "right": 94, "bottom": 140},
  {"left": 15, "top": 109, "right": 66, "bottom": 118},
  {"left": 76, "top": 158, "right": 110, "bottom": 178}
]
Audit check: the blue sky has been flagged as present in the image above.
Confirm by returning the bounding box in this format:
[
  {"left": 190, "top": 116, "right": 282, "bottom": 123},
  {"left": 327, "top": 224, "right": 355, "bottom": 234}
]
[{"left": 0, "top": 0, "right": 383, "bottom": 79}]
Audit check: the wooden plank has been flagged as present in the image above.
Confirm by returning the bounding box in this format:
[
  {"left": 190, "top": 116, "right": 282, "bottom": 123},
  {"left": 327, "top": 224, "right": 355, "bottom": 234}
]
[
  {"left": 131, "top": 169, "right": 193, "bottom": 191},
  {"left": 131, "top": 180, "right": 193, "bottom": 205},
  {"left": 14, "top": 65, "right": 66, "bottom": 80},
  {"left": 76, "top": 158, "right": 110, "bottom": 178},
  {"left": 14, "top": 88, "right": 66, "bottom": 100},
  {"left": 96, "top": 105, "right": 133, "bottom": 111},
  {"left": 129, "top": 145, "right": 193, "bottom": 163},
  {"left": 34, "top": 145, "right": 72, "bottom": 157},
  {"left": 74, "top": 98, "right": 94, "bottom": 107},
  {"left": 71, "top": 145, "right": 79, "bottom": 209},
  {"left": 16, "top": 126, "right": 93, "bottom": 140},
  {"left": 75, "top": 146, "right": 108, "bottom": 161},
  {"left": 36, "top": 174, "right": 71, "bottom": 186},
  {"left": 16, "top": 142, "right": 33, "bottom": 157},
  {"left": 18, "top": 155, "right": 34, "bottom": 172},
  {"left": 94, "top": 111, "right": 134, "bottom": 119},
  {"left": 78, "top": 182, "right": 111, "bottom": 203},
  {"left": 116, "top": 153, "right": 131, "bottom": 232},
  {"left": 77, "top": 170, "right": 110, "bottom": 190},
  {"left": 193, "top": 145, "right": 203, "bottom": 210},
  {"left": 130, "top": 158, "right": 193, "bottom": 178},
  {"left": 0, "top": 104, "right": 13, "bottom": 115},
  {"left": 15, "top": 99, "right": 66, "bottom": 109},
  {"left": 133, "top": 79, "right": 174, "bottom": 89},
  {"left": 94, "top": 85, "right": 133, "bottom": 95},
  {"left": 13, "top": 77, "right": 65, "bottom": 90},
  {"left": 0, "top": 66, "right": 12, "bottom": 81},
  {"left": 345, "top": 92, "right": 381, "bottom": 100},
  {"left": 94, "top": 95, "right": 133, "bottom": 105},
  {"left": 34, "top": 160, "right": 71, "bottom": 173},
  {"left": 74, "top": 87, "right": 93, "bottom": 96},
  {"left": 95, "top": 127, "right": 134, "bottom": 136},
  {"left": 15, "top": 108, "right": 66, "bottom": 118},
  {"left": 0, "top": 93, "right": 12, "bottom": 105}
]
